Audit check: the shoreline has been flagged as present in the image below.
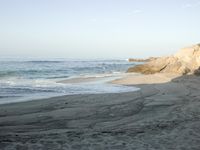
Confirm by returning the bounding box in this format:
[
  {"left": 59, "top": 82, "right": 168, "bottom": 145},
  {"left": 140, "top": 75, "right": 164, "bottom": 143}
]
[
  {"left": 0, "top": 72, "right": 139, "bottom": 105},
  {"left": 0, "top": 59, "right": 134, "bottom": 106},
  {"left": 1, "top": 73, "right": 200, "bottom": 149},
  {"left": 0, "top": 73, "right": 179, "bottom": 106}
]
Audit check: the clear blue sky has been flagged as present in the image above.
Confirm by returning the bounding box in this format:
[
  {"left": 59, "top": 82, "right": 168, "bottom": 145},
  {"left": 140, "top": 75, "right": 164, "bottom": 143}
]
[{"left": 0, "top": 0, "right": 200, "bottom": 59}]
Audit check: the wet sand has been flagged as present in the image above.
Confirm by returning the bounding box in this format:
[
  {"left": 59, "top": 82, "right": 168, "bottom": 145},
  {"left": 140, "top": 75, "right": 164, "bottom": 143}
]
[{"left": 1, "top": 73, "right": 200, "bottom": 149}]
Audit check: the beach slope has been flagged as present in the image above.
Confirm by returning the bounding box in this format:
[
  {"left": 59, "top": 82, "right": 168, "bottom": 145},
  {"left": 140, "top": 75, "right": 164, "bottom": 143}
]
[{"left": 1, "top": 73, "right": 200, "bottom": 149}]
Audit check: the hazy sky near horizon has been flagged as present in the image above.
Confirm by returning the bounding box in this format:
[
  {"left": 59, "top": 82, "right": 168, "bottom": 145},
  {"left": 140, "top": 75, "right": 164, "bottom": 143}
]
[{"left": 0, "top": 0, "right": 200, "bottom": 59}]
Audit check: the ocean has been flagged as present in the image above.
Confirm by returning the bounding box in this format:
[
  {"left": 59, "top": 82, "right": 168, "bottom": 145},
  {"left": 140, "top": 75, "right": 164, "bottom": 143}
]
[{"left": 0, "top": 58, "right": 139, "bottom": 104}]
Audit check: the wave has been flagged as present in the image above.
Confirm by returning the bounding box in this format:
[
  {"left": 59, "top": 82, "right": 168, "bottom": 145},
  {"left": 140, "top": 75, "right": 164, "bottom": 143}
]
[
  {"left": 46, "top": 76, "right": 69, "bottom": 79},
  {"left": 1, "top": 87, "right": 57, "bottom": 93},
  {"left": 26, "top": 60, "right": 64, "bottom": 63},
  {"left": 0, "top": 59, "right": 138, "bottom": 104},
  {"left": 0, "top": 71, "right": 17, "bottom": 78},
  {"left": 0, "top": 70, "right": 69, "bottom": 79}
]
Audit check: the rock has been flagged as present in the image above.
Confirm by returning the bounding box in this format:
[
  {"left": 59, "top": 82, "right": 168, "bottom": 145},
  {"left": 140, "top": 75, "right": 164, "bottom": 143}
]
[
  {"left": 194, "top": 67, "right": 200, "bottom": 75},
  {"left": 127, "top": 44, "right": 200, "bottom": 75}
]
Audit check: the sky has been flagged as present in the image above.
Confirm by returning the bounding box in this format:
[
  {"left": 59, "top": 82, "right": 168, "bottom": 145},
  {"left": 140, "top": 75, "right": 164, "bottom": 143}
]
[{"left": 0, "top": 0, "right": 200, "bottom": 59}]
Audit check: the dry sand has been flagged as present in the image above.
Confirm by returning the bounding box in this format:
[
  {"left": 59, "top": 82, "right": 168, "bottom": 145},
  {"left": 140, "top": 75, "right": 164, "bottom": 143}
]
[{"left": 1, "top": 73, "right": 200, "bottom": 149}]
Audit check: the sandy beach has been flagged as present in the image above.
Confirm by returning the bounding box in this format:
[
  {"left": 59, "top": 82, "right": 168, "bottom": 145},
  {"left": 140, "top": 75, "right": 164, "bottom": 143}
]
[
  {"left": 1, "top": 0, "right": 199, "bottom": 149},
  {"left": 1, "top": 73, "right": 200, "bottom": 149}
]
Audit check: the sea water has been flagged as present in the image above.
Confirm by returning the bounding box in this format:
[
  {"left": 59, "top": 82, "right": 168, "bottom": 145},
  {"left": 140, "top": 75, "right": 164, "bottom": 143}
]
[{"left": 0, "top": 58, "right": 139, "bottom": 104}]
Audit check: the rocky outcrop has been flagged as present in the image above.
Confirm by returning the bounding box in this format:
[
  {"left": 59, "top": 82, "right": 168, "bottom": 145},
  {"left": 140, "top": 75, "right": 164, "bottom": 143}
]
[{"left": 127, "top": 44, "right": 200, "bottom": 75}]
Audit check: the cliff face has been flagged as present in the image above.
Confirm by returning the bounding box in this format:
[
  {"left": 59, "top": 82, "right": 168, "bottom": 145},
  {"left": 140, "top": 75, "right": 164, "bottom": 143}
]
[{"left": 127, "top": 44, "right": 200, "bottom": 75}]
